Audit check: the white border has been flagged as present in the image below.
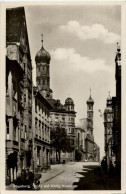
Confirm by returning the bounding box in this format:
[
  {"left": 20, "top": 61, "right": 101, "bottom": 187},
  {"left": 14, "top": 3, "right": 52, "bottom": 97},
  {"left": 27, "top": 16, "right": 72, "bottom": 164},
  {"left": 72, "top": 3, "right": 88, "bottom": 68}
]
[{"left": 0, "top": 1, "right": 125, "bottom": 194}]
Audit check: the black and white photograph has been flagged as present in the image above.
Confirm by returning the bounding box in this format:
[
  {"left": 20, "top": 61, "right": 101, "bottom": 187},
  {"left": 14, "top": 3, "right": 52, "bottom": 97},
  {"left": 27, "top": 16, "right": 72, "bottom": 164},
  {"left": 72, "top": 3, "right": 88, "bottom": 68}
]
[{"left": 0, "top": 1, "right": 124, "bottom": 192}]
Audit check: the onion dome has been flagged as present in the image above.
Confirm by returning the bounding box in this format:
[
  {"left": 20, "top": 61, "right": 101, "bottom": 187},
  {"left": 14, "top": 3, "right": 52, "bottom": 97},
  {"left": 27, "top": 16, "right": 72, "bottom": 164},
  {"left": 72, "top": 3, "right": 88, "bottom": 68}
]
[
  {"left": 87, "top": 95, "right": 94, "bottom": 105},
  {"left": 35, "top": 46, "right": 51, "bottom": 64},
  {"left": 87, "top": 88, "right": 94, "bottom": 104},
  {"left": 87, "top": 95, "right": 94, "bottom": 104},
  {"left": 65, "top": 97, "right": 74, "bottom": 105},
  {"left": 107, "top": 94, "right": 111, "bottom": 101},
  {"left": 115, "top": 42, "right": 121, "bottom": 63}
]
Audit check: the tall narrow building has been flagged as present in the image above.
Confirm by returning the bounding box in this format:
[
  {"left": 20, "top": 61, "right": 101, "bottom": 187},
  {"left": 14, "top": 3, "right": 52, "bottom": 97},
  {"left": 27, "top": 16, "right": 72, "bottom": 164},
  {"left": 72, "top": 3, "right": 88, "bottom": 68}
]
[
  {"left": 6, "top": 7, "right": 32, "bottom": 184},
  {"left": 112, "top": 43, "right": 121, "bottom": 174},
  {"left": 35, "top": 36, "right": 53, "bottom": 99},
  {"left": 85, "top": 90, "right": 95, "bottom": 161},
  {"left": 104, "top": 93, "right": 115, "bottom": 167},
  {"left": 86, "top": 89, "right": 94, "bottom": 138}
]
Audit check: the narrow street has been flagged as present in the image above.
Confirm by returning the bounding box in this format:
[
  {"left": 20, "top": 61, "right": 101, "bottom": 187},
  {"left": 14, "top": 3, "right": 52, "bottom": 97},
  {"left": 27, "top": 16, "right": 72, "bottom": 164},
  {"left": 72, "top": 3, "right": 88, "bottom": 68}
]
[
  {"left": 40, "top": 162, "right": 99, "bottom": 190},
  {"left": 40, "top": 162, "right": 120, "bottom": 190},
  {"left": 6, "top": 161, "right": 121, "bottom": 190}
]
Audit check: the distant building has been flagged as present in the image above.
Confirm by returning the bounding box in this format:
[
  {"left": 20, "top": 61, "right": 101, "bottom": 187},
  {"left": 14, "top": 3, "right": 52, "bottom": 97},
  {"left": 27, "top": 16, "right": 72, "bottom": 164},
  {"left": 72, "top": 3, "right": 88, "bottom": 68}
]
[
  {"left": 6, "top": 7, "right": 32, "bottom": 183},
  {"left": 85, "top": 92, "right": 95, "bottom": 161},
  {"left": 32, "top": 87, "right": 52, "bottom": 172},
  {"left": 104, "top": 94, "right": 115, "bottom": 167},
  {"left": 35, "top": 39, "right": 76, "bottom": 163},
  {"left": 75, "top": 127, "right": 86, "bottom": 161},
  {"left": 78, "top": 92, "right": 100, "bottom": 162},
  {"left": 48, "top": 98, "right": 76, "bottom": 163},
  {"left": 35, "top": 36, "right": 53, "bottom": 99},
  {"left": 93, "top": 142, "right": 100, "bottom": 162},
  {"left": 103, "top": 44, "right": 121, "bottom": 174},
  {"left": 112, "top": 44, "right": 121, "bottom": 173}
]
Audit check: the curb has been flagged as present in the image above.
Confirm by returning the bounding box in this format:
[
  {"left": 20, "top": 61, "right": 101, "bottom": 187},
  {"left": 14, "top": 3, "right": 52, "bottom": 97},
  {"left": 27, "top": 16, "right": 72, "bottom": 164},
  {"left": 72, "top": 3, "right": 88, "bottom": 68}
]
[{"left": 41, "top": 170, "right": 64, "bottom": 184}]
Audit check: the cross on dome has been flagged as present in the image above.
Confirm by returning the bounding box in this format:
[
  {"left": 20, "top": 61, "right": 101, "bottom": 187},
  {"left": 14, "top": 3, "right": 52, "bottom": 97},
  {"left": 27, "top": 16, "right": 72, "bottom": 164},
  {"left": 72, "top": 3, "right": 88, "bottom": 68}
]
[
  {"left": 117, "top": 42, "right": 120, "bottom": 52},
  {"left": 41, "top": 33, "right": 44, "bottom": 47}
]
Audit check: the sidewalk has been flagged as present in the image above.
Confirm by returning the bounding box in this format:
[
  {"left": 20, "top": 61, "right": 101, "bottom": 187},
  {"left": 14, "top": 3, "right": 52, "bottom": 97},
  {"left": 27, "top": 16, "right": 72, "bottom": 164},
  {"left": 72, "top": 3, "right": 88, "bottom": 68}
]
[
  {"left": 40, "top": 163, "right": 65, "bottom": 184},
  {"left": 6, "top": 163, "right": 66, "bottom": 190}
]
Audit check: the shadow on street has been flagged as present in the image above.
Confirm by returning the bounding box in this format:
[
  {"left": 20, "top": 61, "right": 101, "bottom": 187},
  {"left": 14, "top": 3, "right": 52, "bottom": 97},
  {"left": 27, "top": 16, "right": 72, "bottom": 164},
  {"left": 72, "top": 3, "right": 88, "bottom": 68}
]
[{"left": 73, "top": 165, "right": 121, "bottom": 190}]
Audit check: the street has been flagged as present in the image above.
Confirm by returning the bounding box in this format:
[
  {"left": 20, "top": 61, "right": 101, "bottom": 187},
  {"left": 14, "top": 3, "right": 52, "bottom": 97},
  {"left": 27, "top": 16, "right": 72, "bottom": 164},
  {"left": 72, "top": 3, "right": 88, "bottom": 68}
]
[
  {"left": 6, "top": 161, "right": 120, "bottom": 190},
  {"left": 40, "top": 162, "right": 99, "bottom": 190},
  {"left": 40, "top": 162, "right": 120, "bottom": 190}
]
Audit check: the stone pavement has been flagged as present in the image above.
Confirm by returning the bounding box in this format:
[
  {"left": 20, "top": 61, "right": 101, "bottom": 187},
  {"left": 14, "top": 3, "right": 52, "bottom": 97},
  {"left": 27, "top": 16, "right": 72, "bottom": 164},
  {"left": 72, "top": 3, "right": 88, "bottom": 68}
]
[{"left": 40, "top": 163, "right": 69, "bottom": 184}]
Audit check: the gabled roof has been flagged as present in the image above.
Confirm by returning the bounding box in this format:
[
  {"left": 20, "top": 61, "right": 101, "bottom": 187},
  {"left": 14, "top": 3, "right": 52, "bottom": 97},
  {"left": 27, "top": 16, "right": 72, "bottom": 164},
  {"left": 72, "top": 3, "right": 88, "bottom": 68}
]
[{"left": 47, "top": 99, "right": 67, "bottom": 113}]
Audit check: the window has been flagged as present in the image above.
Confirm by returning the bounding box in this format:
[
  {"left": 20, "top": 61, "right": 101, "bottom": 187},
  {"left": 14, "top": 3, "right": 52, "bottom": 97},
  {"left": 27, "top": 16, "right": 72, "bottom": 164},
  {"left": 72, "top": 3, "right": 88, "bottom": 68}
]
[
  {"left": 38, "top": 80, "right": 41, "bottom": 85},
  {"left": 6, "top": 120, "right": 9, "bottom": 139},
  {"left": 25, "top": 125, "right": 27, "bottom": 140},
  {"left": 39, "top": 121, "right": 41, "bottom": 137},
  {"left": 89, "top": 106, "right": 91, "bottom": 110},
  {"left": 42, "top": 123, "right": 44, "bottom": 139},
  {"left": 35, "top": 118, "right": 38, "bottom": 135},
  {"left": 55, "top": 117, "right": 58, "bottom": 122},
  {"left": 13, "top": 120, "right": 17, "bottom": 141},
  {"left": 71, "top": 128, "right": 74, "bottom": 134},
  {"left": 21, "top": 124, "right": 24, "bottom": 138},
  {"left": 12, "top": 81, "right": 17, "bottom": 99},
  {"left": 71, "top": 118, "right": 74, "bottom": 122},
  {"left": 62, "top": 117, "right": 65, "bottom": 122},
  {"left": 37, "top": 147, "right": 40, "bottom": 166},
  {"left": 35, "top": 99, "right": 37, "bottom": 113}
]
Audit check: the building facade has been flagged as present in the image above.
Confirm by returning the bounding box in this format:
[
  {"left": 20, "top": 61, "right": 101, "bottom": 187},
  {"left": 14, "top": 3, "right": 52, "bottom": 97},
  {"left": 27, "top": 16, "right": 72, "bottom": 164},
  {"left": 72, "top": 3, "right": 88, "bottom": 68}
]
[
  {"left": 32, "top": 87, "right": 52, "bottom": 172},
  {"left": 93, "top": 142, "right": 100, "bottom": 162},
  {"left": 75, "top": 127, "right": 86, "bottom": 161},
  {"left": 35, "top": 38, "right": 53, "bottom": 99},
  {"left": 112, "top": 44, "right": 121, "bottom": 173},
  {"left": 85, "top": 93, "right": 95, "bottom": 161},
  {"left": 48, "top": 98, "right": 76, "bottom": 163},
  {"left": 103, "top": 44, "right": 121, "bottom": 174},
  {"left": 6, "top": 7, "right": 32, "bottom": 183},
  {"left": 35, "top": 39, "right": 76, "bottom": 163},
  {"left": 104, "top": 94, "right": 115, "bottom": 167}
]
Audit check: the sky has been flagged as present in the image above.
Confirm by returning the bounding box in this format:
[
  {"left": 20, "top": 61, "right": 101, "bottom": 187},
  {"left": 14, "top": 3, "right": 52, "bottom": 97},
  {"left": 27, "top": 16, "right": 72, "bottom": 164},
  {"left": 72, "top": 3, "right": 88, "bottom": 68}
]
[{"left": 24, "top": 4, "right": 121, "bottom": 159}]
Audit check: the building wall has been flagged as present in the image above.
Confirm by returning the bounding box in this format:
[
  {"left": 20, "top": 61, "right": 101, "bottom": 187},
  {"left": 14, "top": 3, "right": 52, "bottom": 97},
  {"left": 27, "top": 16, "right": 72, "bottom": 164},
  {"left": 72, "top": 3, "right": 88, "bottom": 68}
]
[
  {"left": 75, "top": 128, "right": 86, "bottom": 161},
  {"left": 6, "top": 7, "right": 32, "bottom": 184},
  {"left": 33, "top": 90, "right": 51, "bottom": 172},
  {"left": 50, "top": 109, "right": 76, "bottom": 163}
]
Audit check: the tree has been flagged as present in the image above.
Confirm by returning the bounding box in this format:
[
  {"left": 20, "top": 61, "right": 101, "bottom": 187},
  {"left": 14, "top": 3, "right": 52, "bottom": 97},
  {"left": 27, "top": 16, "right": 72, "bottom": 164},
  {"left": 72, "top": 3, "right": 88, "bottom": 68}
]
[{"left": 50, "top": 126, "right": 74, "bottom": 163}]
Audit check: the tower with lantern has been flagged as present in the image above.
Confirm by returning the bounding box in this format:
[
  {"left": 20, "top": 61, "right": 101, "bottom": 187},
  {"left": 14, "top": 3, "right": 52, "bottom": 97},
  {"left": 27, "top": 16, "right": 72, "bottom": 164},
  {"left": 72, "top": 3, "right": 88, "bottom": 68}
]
[
  {"left": 35, "top": 34, "right": 53, "bottom": 99},
  {"left": 86, "top": 89, "right": 94, "bottom": 138},
  {"left": 104, "top": 92, "right": 114, "bottom": 167}
]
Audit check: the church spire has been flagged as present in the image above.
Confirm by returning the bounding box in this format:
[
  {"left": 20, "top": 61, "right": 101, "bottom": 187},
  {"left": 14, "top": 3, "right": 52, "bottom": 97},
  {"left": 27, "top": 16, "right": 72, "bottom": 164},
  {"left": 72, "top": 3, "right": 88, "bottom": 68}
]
[
  {"left": 41, "top": 33, "right": 44, "bottom": 47},
  {"left": 117, "top": 42, "right": 120, "bottom": 52},
  {"left": 90, "top": 88, "right": 91, "bottom": 97}
]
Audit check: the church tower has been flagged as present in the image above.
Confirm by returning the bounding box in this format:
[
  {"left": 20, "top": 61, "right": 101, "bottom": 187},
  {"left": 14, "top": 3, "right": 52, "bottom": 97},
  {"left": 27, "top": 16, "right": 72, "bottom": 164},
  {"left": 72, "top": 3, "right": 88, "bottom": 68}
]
[
  {"left": 104, "top": 92, "right": 114, "bottom": 166},
  {"left": 35, "top": 35, "right": 53, "bottom": 99},
  {"left": 86, "top": 89, "right": 94, "bottom": 137}
]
